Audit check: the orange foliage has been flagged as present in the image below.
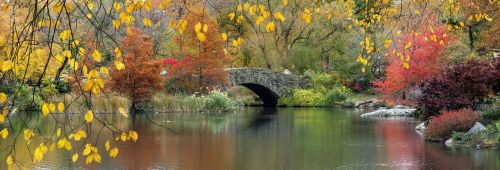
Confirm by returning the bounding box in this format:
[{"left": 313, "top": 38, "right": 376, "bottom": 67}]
[
  {"left": 110, "top": 29, "right": 163, "bottom": 108},
  {"left": 166, "top": 6, "right": 228, "bottom": 94},
  {"left": 373, "top": 26, "right": 455, "bottom": 101}
]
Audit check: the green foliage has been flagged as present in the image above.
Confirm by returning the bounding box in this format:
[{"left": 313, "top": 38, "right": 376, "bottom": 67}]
[
  {"left": 483, "top": 109, "right": 500, "bottom": 121},
  {"left": 279, "top": 72, "right": 353, "bottom": 106},
  {"left": 15, "top": 86, "right": 43, "bottom": 111},
  {"left": 324, "top": 85, "right": 352, "bottom": 104},
  {"left": 451, "top": 125, "right": 499, "bottom": 148},
  {"left": 153, "top": 91, "right": 242, "bottom": 112}
]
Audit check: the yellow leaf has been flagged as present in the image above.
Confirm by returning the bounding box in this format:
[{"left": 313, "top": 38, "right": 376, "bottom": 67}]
[
  {"left": 266, "top": 21, "right": 275, "bottom": 32},
  {"left": 34, "top": 147, "right": 44, "bottom": 161},
  {"left": 120, "top": 133, "right": 127, "bottom": 142},
  {"left": 92, "top": 50, "right": 102, "bottom": 62},
  {"left": 404, "top": 42, "right": 412, "bottom": 49},
  {"left": 41, "top": 103, "right": 50, "bottom": 117},
  {"left": 114, "top": 60, "right": 125, "bottom": 71},
  {"left": 94, "top": 153, "right": 102, "bottom": 163},
  {"left": 87, "top": 3, "right": 94, "bottom": 10},
  {"left": 1, "top": 60, "right": 13, "bottom": 72},
  {"left": 194, "top": 22, "right": 202, "bottom": 33},
  {"left": 196, "top": 32, "right": 206, "bottom": 42},
  {"left": 112, "top": 20, "right": 121, "bottom": 29},
  {"left": 6, "top": 155, "right": 13, "bottom": 166},
  {"left": 72, "top": 153, "right": 78, "bottom": 163},
  {"left": 114, "top": 47, "right": 122, "bottom": 58},
  {"left": 221, "top": 33, "right": 228, "bottom": 41},
  {"left": 85, "top": 110, "right": 94, "bottom": 123},
  {"left": 228, "top": 12, "right": 235, "bottom": 20},
  {"left": 0, "top": 128, "right": 8, "bottom": 139},
  {"left": 203, "top": 24, "right": 208, "bottom": 33},
  {"left": 58, "top": 102, "right": 64, "bottom": 112},
  {"left": 62, "top": 50, "right": 72, "bottom": 58},
  {"left": 129, "top": 131, "right": 138, "bottom": 142},
  {"left": 143, "top": 18, "right": 152, "bottom": 27},
  {"left": 60, "top": 30, "right": 71, "bottom": 41},
  {"left": 118, "top": 107, "right": 128, "bottom": 118},
  {"left": 105, "top": 141, "right": 110, "bottom": 151},
  {"left": 23, "top": 129, "right": 34, "bottom": 141},
  {"left": 49, "top": 103, "right": 56, "bottom": 112},
  {"left": 56, "top": 128, "right": 61, "bottom": 137},
  {"left": 0, "top": 114, "right": 4, "bottom": 123},
  {"left": 113, "top": 2, "right": 121, "bottom": 11},
  {"left": 86, "top": 13, "right": 93, "bottom": 19},
  {"left": 283, "top": 0, "right": 288, "bottom": 6},
  {"left": 109, "top": 147, "right": 119, "bottom": 158},
  {"left": 0, "top": 93, "right": 7, "bottom": 103}
]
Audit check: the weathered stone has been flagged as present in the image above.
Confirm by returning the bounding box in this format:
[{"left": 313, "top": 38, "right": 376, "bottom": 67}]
[
  {"left": 466, "top": 122, "right": 486, "bottom": 134},
  {"left": 360, "top": 105, "right": 416, "bottom": 117},
  {"left": 445, "top": 138, "right": 454, "bottom": 147},
  {"left": 415, "top": 123, "right": 426, "bottom": 134},
  {"left": 225, "top": 68, "right": 307, "bottom": 106}
]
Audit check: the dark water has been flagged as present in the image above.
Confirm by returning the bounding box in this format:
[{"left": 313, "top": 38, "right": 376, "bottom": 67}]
[{"left": 2, "top": 107, "right": 500, "bottom": 169}]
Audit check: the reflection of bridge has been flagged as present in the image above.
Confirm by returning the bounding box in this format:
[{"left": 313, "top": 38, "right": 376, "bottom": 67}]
[{"left": 225, "top": 68, "right": 307, "bottom": 106}]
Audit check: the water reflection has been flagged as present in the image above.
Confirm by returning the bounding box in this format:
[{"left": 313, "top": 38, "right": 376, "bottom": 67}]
[{"left": 1, "top": 108, "right": 499, "bottom": 169}]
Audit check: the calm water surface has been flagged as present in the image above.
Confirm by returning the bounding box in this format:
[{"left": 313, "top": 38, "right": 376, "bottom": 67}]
[{"left": 3, "top": 107, "right": 500, "bottom": 169}]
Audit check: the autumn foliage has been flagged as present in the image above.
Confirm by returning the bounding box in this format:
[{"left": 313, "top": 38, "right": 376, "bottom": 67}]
[
  {"left": 110, "top": 29, "right": 163, "bottom": 111},
  {"left": 419, "top": 60, "right": 500, "bottom": 118},
  {"left": 373, "top": 27, "right": 454, "bottom": 100},
  {"left": 425, "top": 109, "right": 481, "bottom": 141},
  {"left": 164, "top": 6, "right": 228, "bottom": 94}
]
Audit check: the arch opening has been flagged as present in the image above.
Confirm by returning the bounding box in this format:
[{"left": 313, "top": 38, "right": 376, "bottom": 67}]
[{"left": 237, "top": 83, "right": 279, "bottom": 107}]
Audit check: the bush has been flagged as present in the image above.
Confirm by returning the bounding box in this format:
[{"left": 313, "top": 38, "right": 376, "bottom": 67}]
[
  {"left": 204, "top": 91, "right": 242, "bottom": 112},
  {"left": 324, "top": 85, "right": 352, "bottom": 105},
  {"left": 451, "top": 125, "right": 499, "bottom": 148},
  {"left": 419, "top": 60, "right": 498, "bottom": 119},
  {"left": 426, "top": 109, "right": 481, "bottom": 141},
  {"left": 153, "top": 91, "right": 242, "bottom": 112},
  {"left": 482, "top": 109, "right": 500, "bottom": 121},
  {"left": 291, "top": 89, "right": 325, "bottom": 106}
]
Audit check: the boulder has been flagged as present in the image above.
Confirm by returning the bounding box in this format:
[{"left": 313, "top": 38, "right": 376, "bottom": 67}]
[
  {"left": 415, "top": 123, "right": 426, "bottom": 134},
  {"left": 360, "top": 105, "right": 416, "bottom": 117},
  {"left": 445, "top": 138, "right": 454, "bottom": 147},
  {"left": 466, "top": 122, "right": 486, "bottom": 134}
]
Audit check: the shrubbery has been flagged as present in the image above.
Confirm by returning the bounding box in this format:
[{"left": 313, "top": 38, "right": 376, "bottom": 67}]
[
  {"left": 425, "top": 109, "right": 481, "bottom": 141},
  {"left": 418, "top": 60, "right": 500, "bottom": 119},
  {"left": 153, "top": 91, "right": 242, "bottom": 112},
  {"left": 278, "top": 72, "right": 353, "bottom": 106},
  {"left": 451, "top": 125, "right": 499, "bottom": 148}
]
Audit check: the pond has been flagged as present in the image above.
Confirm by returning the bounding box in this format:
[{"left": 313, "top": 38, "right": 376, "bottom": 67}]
[{"left": 2, "top": 107, "right": 499, "bottom": 169}]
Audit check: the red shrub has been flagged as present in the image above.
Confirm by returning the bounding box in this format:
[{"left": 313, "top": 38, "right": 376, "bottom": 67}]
[
  {"left": 418, "top": 60, "right": 497, "bottom": 119},
  {"left": 425, "top": 109, "right": 481, "bottom": 141}
]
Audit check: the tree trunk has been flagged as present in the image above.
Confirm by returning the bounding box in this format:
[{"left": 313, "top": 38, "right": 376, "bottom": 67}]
[{"left": 468, "top": 25, "right": 474, "bottom": 49}]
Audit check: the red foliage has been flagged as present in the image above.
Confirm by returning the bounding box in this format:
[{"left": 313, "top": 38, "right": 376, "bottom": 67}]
[
  {"left": 110, "top": 29, "right": 163, "bottom": 110},
  {"left": 161, "top": 58, "right": 178, "bottom": 66},
  {"left": 418, "top": 60, "right": 498, "bottom": 119},
  {"left": 166, "top": 6, "right": 228, "bottom": 94},
  {"left": 425, "top": 109, "right": 481, "bottom": 141},
  {"left": 373, "top": 27, "right": 454, "bottom": 100}
]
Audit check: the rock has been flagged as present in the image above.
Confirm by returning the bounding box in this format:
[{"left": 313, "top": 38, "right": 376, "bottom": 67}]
[
  {"left": 415, "top": 123, "right": 426, "bottom": 134},
  {"left": 466, "top": 122, "right": 486, "bottom": 134},
  {"left": 393, "top": 105, "right": 412, "bottom": 109},
  {"left": 445, "top": 138, "right": 454, "bottom": 147},
  {"left": 360, "top": 105, "right": 416, "bottom": 117}
]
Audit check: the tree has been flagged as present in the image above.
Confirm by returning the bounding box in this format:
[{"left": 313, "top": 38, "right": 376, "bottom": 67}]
[
  {"left": 165, "top": 5, "right": 228, "bottom": 94},
  {"left": 110, "top": 29, "right": 163, "bottom": 113},
  {"left": 373, "top": 26, "right": 454, "bottom": 100}
]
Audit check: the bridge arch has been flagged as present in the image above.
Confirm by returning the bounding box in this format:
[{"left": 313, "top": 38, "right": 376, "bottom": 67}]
[{"left": 225, "top": 68, "right": 306, "bottom": 106}]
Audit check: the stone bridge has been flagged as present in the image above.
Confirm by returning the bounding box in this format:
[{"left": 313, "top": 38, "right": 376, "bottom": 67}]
[{"left": 225, "top": 68, "right": 307, "bottom": 106}]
